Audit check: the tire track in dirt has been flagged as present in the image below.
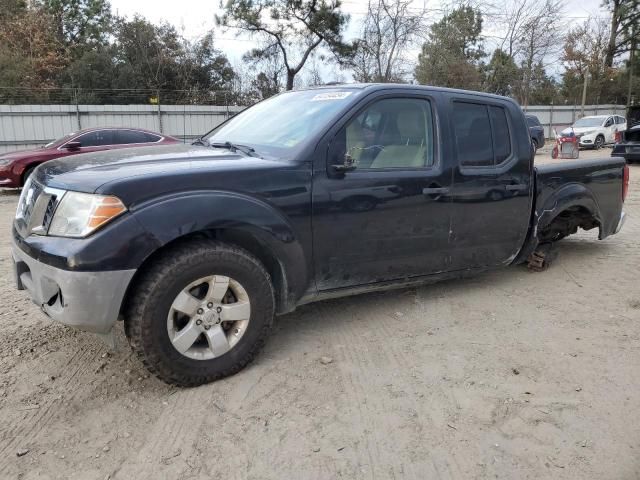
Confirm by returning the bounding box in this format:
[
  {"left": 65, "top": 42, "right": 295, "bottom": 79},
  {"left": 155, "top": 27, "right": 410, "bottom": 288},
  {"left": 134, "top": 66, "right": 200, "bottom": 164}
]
[
  {"left": 315, "top": 298, "right": 467, "bottom": 479},
  {"left": 0, "top": 343, "right": 102, "bottom": 474},
  {"left": 112, "top": 362, "right": 271, "bottom": 478}
]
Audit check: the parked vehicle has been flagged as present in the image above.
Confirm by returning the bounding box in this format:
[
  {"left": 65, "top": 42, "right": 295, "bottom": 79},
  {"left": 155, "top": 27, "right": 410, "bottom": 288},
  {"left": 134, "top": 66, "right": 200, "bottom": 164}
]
[
  {"left": 11, "top": 85, "right": 629, "bottom": 386},
  {"left": 525, "top": 114, "right": 545, "bottom": 151},
  {"left": 611, "top": 106, "right": 640, "bottom": 163},
  {"left": 562, "top": 114, "right": 627, "bottom": 149},
  {"left": 0, "top": 127, "right": 179, "bottom": 188}
]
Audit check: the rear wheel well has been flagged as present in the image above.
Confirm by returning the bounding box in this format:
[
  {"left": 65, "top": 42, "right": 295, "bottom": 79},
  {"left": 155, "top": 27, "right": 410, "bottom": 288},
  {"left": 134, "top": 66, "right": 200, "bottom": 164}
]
[
  {"left": 538, "top": 206, "right": 599, "bottom": 243},
  {"left": 120, "top": 229, "right": 289, "bottom": 320}
]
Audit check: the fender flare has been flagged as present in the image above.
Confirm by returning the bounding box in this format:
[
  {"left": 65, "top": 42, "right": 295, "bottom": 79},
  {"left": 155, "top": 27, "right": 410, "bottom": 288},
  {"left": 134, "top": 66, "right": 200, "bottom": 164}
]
[
  {"left": 535, "top": 183, "right": 602, "bottom": 235},
  {"left": 129, "top": 190, "right": 310, "bottom": 311},
  {"left": 513, "top": 183, "right": 602, "bottom": 265}
]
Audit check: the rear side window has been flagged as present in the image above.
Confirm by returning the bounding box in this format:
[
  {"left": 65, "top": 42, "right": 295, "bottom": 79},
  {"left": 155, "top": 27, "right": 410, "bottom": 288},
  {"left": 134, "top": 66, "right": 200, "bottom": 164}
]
[
  {"left": 144, "top": 132, "right": 162, "bottom": 142},
  {"left": 75, "top": 130, "right": 114, "bottom": 147},
  {"left": 453, "top": 102, "right": 512, "bottom": 167},
  {"left": 526, "top": 116, "right": 541, "bottom": 127},
  {"left": 116, "top": 130, "right": 151, "bottom": 144},
  {"left": 490, "top": 106, "right": 511, "bottom": 164}
]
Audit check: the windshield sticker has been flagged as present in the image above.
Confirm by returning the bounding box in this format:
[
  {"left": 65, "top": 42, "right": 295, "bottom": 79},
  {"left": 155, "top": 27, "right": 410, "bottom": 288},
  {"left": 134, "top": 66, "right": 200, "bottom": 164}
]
[{"left": 311, "top": 92, "right": 352, "bottom": 102}]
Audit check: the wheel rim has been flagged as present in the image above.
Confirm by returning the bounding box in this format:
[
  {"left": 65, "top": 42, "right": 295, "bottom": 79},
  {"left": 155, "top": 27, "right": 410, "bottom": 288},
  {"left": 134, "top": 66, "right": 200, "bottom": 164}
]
[
  {"left": 166, "top": 275, "right": 251, "bottom": 360},
  {"left": 596, "top": 137, "right": 603, "bottom": 148}
]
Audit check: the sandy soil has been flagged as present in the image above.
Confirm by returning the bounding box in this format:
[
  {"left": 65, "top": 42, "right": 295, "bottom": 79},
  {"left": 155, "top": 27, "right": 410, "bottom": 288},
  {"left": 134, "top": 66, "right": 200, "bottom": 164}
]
[{"left": 1, "top": 147, "right": 639, "bottom": 479}]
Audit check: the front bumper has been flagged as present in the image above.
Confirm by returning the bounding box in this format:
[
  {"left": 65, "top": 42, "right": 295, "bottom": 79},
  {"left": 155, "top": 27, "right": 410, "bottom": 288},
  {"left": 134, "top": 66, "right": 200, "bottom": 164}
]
[
  {"left": 12, "top": 238, "right": 135, "bottom": 334},
  {"left": 578, "top": 135, "right": 596, "bottom": 147},
  {"left": 0, "top": 177, "right": 18, "bottom": 187}
]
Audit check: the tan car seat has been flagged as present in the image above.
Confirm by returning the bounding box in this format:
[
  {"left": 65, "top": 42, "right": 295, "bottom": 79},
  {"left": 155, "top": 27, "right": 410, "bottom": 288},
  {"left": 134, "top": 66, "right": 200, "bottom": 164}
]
[{"left": 370, "top": 109, "right": 426, "bottom": 168}]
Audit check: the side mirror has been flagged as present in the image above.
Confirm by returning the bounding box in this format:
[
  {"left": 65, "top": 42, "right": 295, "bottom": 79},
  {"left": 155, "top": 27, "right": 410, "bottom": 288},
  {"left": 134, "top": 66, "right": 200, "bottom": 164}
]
[
  {"left": 331, "top": 153, "right": 357, "bottom": 173},
  {"left": 64, "top": 141, "right": 82, "bottom": 151}
]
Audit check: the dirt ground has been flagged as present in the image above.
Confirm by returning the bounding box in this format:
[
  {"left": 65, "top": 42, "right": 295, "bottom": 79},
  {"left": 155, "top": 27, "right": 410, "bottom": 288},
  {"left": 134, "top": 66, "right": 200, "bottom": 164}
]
[{"left": 1, "top": 147, "right": 639, "bottom": 480}]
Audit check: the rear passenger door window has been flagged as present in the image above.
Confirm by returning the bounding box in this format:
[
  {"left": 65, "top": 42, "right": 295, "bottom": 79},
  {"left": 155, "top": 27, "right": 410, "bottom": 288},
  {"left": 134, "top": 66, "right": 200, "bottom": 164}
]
[
  {"left": 116, "top": 130, "right": 152, "bottom": 145},
  {"left": 339, "top": 98, "right": 435, "bottom": 169},
  {"left": 453, "top": 102, "right": 512, "bottom": 167}
]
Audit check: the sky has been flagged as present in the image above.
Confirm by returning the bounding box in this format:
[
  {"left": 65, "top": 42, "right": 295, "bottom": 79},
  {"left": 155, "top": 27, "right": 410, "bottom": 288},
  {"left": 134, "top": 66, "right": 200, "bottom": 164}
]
[{"left": 109, "top": 0, "right": 608, "bottom": 78}]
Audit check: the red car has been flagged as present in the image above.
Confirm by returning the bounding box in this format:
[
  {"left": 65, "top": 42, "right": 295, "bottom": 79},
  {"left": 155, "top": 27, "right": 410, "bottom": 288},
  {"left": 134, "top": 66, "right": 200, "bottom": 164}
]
[{"left": 0, "top": 127, "right": 180, "bottom": 188}]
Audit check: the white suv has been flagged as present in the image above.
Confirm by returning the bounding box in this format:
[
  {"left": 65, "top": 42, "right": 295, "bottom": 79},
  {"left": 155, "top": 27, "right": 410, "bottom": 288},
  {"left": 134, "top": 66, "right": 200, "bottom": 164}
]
[{"left": 563, "top": 115, "right": 627, "bottom": 149}]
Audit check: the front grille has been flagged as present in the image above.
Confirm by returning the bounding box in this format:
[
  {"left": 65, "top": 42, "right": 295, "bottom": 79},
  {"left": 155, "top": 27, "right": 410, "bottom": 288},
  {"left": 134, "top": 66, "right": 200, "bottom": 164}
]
[
  {"left": 42, "top": 196, "right": 57, "bottom": 230},
  {"left": 15, "top": 181, "right": 65, "bottom": 237}
]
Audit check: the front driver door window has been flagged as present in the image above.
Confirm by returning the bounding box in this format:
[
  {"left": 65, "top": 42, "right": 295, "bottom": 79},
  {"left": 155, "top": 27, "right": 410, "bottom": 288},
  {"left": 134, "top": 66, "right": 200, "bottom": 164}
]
[
  {"left": 312, "top": 96, "right": 454, "bottom": 290},
  {"left": 343, "top": 98, "right": 435, "bottom": 169},
  {"left": 75, "top": 130, "right": 114, "bottom": 148}
]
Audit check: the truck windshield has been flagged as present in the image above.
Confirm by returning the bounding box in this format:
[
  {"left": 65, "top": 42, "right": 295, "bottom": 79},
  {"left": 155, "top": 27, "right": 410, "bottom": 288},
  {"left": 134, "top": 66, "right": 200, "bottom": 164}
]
[{"left": 203, "top": 89, "right": 359, "bottom": 159}]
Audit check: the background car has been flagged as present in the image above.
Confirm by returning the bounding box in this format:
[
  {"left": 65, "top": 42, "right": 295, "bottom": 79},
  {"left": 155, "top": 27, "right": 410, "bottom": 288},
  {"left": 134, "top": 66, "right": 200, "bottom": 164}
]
[
  {"left": 0, "top": 127, "right": 179, "bottom": 188},
  {"left": 562, "top": 114, "right": 626, "bottom": 149},
  {"left": 611, "top": 106, "right": 640, "bottom": 163},
  {"left": 525, "top": 115, "right": 545, "bottom": 152}
]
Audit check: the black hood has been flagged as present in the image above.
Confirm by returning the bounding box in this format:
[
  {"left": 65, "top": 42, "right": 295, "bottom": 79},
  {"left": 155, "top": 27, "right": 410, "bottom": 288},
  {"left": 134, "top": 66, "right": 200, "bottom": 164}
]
[{"left": 35, "top": 143, "right": 296, "bottom": 207}]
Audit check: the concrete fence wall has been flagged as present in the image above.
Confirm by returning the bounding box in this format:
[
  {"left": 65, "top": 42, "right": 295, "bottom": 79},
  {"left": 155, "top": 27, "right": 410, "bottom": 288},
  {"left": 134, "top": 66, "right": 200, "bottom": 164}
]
[
  {"left": 0, "top": 104, "right": 245, "bottom": 154},
  {"left": 0, "top": 102, "right": 628, "bottom": 154}
]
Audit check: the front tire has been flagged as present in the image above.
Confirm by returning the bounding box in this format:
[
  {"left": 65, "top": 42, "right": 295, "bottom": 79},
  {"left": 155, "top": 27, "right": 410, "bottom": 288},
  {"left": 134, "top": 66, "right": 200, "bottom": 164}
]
[
  {"left": 594, "top": 135, "right": 605, "bottom": 149},
  {"left": 124, "top": 240, "right": 275, "bottom": 387},
  {"left": 21, "top": 166, "right": 36, "bottom": 186}
]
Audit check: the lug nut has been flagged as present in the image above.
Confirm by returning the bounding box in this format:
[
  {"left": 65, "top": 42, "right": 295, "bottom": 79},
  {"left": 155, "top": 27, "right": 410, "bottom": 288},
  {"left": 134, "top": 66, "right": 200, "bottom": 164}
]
[
  {"left": 196, "top": 319, "right": 202, "bottom": 325},
  {"left": 207, "top": 302, "right": 213, "bottom": 308},
  {"left": 216, "top": 306, "right": 222, "bottom": 313},
  {"left": 204, "top": 325, "right": 211, "bottom": 330},
  {"left": 197, "top": 308, "right": 204, "bottom": 314}
]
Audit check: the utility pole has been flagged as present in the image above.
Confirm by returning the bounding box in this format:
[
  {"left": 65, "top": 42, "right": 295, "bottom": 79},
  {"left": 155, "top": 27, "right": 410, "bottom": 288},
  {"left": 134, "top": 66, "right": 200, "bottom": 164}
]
[
  {"left": 628, "top": 28, "right": 636, "bottom": 107},
  {"left": 581, "top": 67, "right": 588, "bottom": 116}
]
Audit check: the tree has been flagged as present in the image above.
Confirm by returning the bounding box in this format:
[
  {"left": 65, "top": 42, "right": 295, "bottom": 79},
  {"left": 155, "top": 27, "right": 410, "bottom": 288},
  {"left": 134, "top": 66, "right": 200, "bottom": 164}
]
[
  {"left": 561, "top": 18, "right": 617, "bottom": 104},
  {"left": 38, "top": 0, "right": 113, "bottom": 52},
  {"left": 525, "top": 62, "right": 558, "bottom": 104},
  {"left": 0, "top": 2, "right": 67, "bottom": 102},
  {"left": 485, "top": 48, "right": 519, "bottom": 96},
  {"left": 415, "top": 6, "right": 485, "bottom": 89},
  {"left": 603, "top": 0, "right": 640, "bottom": 68},
  {"left": 218, "top": 0, "right": 355, "bottom": 90},
  {"left": 515, "top": 0, "right": 563, "bottom": 107},
  {"left": 352, "top": 0, "right": 428, "bottom": 83},
  {"left": 182, "top": 33, "right": 236, "bottom": 93}
]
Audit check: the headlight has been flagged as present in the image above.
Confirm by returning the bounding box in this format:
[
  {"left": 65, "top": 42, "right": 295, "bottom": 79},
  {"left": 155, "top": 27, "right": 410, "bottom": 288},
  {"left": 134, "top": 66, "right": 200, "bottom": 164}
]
[
  {"left": 581, "top": 130, "right": 596, "bottom": 136},
  {"left": 0, "top": 157, "right": 11, "bottom": 167},
  {"left": 48, "top": 191, "right": 126, "bottom": 237}
]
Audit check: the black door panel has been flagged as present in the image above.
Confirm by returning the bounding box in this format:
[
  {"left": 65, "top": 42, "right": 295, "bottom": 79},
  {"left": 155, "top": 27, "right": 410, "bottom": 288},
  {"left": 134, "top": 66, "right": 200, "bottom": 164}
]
[
  {"left": 312, "top": 94, "right": 454, "bottom": 290},
  {"left": 447, "top": 98, "right": 533, "bottom": 269}
]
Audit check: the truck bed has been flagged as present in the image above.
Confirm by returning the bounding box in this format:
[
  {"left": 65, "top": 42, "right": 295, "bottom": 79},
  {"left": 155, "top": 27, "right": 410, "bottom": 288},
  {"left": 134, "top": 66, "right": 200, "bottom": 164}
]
[{"left": 534, "top": 157, "right": 626, "bottom": 241}]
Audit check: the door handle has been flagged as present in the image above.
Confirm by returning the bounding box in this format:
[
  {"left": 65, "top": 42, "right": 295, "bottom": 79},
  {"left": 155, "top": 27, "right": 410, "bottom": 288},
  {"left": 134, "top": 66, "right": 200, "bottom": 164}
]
[
  {"left": 422, "top": 187, "right": 449, "bottom": 195},
  {"left": 505, "top": 184, "right": 528, "bottom": 192}
]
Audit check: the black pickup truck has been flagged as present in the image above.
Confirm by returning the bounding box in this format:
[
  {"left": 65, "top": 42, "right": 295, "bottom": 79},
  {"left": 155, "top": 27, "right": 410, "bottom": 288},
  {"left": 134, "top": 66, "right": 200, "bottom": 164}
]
[{"left": 11, "top": 84, "right": 629, "bottom": 386}]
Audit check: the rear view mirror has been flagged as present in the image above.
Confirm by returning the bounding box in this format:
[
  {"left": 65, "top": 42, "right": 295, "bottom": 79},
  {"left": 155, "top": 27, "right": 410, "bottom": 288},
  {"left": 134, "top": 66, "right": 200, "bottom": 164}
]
[{"left": 64, "top": 141, "right": 81, "bottom": 150}]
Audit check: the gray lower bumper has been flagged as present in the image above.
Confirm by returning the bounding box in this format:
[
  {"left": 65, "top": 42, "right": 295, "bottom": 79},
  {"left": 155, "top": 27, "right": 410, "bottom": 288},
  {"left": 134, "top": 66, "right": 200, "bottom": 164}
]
[
  {"left": 12, "top": 239, "right": 135, "bottom": 334},
  {"left": 614, "top": 211, "right": 626, "bottom": 234}
]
